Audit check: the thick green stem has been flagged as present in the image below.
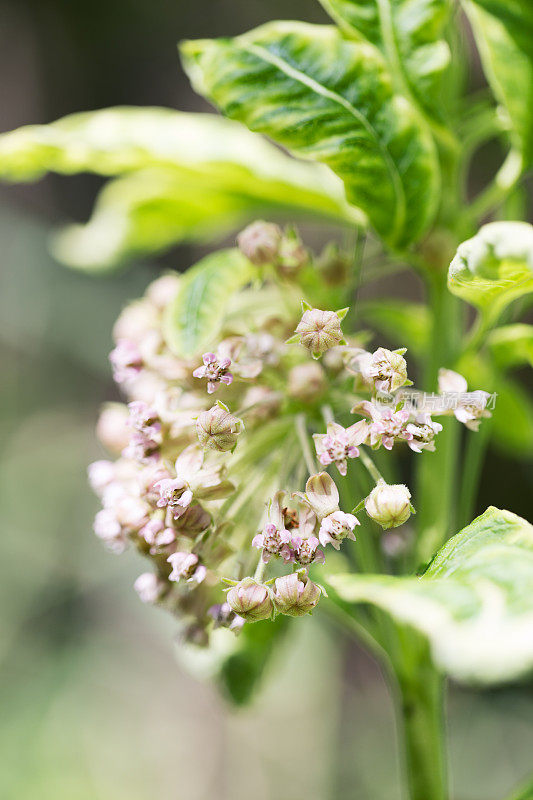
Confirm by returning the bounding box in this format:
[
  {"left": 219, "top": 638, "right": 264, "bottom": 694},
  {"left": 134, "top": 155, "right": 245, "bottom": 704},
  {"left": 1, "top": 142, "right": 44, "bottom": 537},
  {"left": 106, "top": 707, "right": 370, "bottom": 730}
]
[
  {"left": 395, "top": 666, "right": 447, "bottom": 800},
  {"left": 415, "top": 272, "right": 462, "bottom": 565},
  {"left": 387, "top": 630, "right": 448, "bottom": 800}
]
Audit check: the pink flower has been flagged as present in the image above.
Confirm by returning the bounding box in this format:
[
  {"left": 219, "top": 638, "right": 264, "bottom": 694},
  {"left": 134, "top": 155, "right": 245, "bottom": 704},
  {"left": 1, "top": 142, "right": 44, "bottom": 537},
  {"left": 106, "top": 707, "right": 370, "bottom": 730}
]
[
  {"left": 193, "top": 352, "right": 233, "bottom": 394},
  {"left": 109, "top": 339, "right": 143, "bottom": 383},
  {"left": 438, "top": 369, "right": 492, "bottom": 431},
  {"left": 140, "top": 519, "right": 176, "bottom": 548},
  {"left": 252, "top": 522, "right": 293, "bottom": 563},
  {"left": 313, "top": 421, "right": 367, "bottom": 476},
  {"left": 353, "top": 401, "right": 412, "bottom": 450},
  {"left": 361, "top": 347, "right": 410, "bottom": 394},
  {"left": 405, "top": 414, "right": 443, "bottom": 452},
  {"left": 154, "top": 477, "right": 193, "bottom": 519},
  {"left": 167, "top": 552, "right": 206, "bottom": 584},
  {"left": 291, "top": 535, "right": 325, "bottom": 565},
  {"left": 319, "top": 510, "right": 359, "bottom": 550}
]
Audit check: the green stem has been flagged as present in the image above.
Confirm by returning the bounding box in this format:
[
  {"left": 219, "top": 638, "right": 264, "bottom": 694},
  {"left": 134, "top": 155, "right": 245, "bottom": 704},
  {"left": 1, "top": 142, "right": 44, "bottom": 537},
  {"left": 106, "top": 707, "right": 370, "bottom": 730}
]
[
  {"left": 394, "top": 665, "right": 448, "bottom": 800},
  {"left": 415, "top": 272, "right": 462, "bottom": 565},
  {"left": 295, "top": 413, "right": 318, "bottom": 476},
  {"left": 359, "top": 447, "right": 385, "bottom": 485},
  {"left": 254, "top": 557, "right": 266, "bottom": 583},
  {"left": 456, "top": 419, "right": 492, "bottom": 530}
]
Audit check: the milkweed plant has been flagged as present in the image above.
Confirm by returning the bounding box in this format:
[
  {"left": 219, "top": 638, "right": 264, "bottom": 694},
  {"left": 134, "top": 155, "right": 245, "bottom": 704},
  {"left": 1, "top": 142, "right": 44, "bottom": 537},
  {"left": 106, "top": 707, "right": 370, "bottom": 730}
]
[{"left": 1, "top": 1, "right": 533, "bottom": 798}]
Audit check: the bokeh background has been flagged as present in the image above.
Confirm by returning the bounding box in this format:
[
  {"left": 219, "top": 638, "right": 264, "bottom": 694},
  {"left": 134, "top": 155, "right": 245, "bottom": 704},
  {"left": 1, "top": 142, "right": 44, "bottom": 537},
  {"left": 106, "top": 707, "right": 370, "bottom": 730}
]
[{"left": 0, "top": 1, "right": 532, "bottom": 798}]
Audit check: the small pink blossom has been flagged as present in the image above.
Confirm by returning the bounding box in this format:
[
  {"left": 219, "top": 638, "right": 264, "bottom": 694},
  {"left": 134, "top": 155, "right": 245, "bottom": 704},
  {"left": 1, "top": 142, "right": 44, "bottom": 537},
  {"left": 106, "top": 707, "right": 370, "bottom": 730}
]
[
  {"left": 193, "top": 352, "right": 233, "bottom": 394},
  {"left": 140, "top": 519, "right": 176, "bottom": 548},
  {"left": 291, "top": 535, "right": 325, "bottom": 565},
  {"left": 109, "top": 339, "right": 143, "bottom": 383},
  {"left": 361, "top": 347, "right": 410, "bottom": 394},
  {"left": 319, "top": 510, "right": 359, "bottom": 550},
  {"left": 167, "top": 552, "right": 207, "bottom": 584},
  {"left": 252, "top": 522, "right": 293, "bottom": 563},
  {"left": 154, "top": 477, "right": 193, "bottom": 519},
  {"left": 353, "top": 401, "right": 413, "bottom": 450},
  {"left": 313, "top": 421, "right": 366, "bottom": 476}
]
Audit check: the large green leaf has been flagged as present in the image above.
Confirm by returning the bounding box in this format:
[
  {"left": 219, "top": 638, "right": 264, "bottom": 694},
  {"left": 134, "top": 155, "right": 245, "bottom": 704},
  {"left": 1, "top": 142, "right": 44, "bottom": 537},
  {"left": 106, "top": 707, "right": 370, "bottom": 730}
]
[
  {"left": 0, "top": 107, "right": 361, "bottom": 269},
  {"left": 50, "top": 163, "right": 357, "bottom": 271},
  {"left": 181, "top": 22, "right": 440, "bottom": 249},
  {"left": 163, "top": 248, "right": 257, "bottom": 357},
  {"left": 329, "top": 507, "right": 533, "bottom": 684},
  {"left": 488, "top": 323, "right": 533, "bottom": 369},
  {"left": 318, "top": 0, "right": 453, "bottom": 130},
  {"left": 464, "top": 0, "right": 533, "bottom": 162},
  {"left": 448, "top": 221, "right": 533, "bottom": 320}
]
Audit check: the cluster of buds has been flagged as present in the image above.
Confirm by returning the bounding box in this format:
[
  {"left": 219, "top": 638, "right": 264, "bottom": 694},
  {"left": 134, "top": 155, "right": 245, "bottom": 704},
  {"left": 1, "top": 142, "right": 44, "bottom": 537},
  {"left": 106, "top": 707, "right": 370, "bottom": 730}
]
[
  {"left": 89, "top": 222, "right": 493, "bottom": 653},
  {"left": 237, "top": 221, "right": 309, "bottom": 277}
]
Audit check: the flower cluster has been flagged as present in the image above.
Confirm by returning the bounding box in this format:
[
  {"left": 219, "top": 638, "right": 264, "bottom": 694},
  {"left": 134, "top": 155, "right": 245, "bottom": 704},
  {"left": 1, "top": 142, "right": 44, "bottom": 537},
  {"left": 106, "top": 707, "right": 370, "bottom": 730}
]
[{"left": 89, "top": 223, "right": 492, "bottom": 650}]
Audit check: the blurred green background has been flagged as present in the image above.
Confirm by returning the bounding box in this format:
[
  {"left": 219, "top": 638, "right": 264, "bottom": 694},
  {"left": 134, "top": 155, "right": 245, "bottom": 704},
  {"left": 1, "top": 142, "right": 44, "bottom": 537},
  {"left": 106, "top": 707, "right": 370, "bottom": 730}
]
[{"left": 0, "top": 1, "right": 532, "bottom": 798}]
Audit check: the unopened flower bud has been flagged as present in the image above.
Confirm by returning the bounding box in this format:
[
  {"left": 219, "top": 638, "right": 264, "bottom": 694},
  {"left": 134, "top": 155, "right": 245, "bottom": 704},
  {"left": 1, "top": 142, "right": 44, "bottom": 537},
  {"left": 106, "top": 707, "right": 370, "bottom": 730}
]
[
  {"left": 292, "top": 305, "right": 347, "bottom": 359},
  {"left": 300, "top": 472, "right": 340, "bottom": 520},
  {"left": 277, "top": 229, "right": 309, "bottom": 277},
  {"left": 134, "top": 572, "right": 165, "bottom": 604},
  {"left": 226, "top": 578, "right": 274, "bottom": 622},
  {"left": 288, "top": 362, "right": 326, "bottom": 402},
  {"left": 96, "top": 403, "right": 131, "bottom": 454},
  {"left": 237, "top": 221, "right": 282, "bottom": 266},
  {"left": 318, "top": 510, "right": 359, "bottom": 549},
  {"left": 196, "top": 402, "right": 243, "bottom": 452},
  {"left": 365, "top": 482, "right": 413, "bottom": 529},
  {"left": 273, "top": 571, "right": 324, "bottom": 616},
  {"left": 113, "top": 301, "right": 158, "bottom": 343},
  {"left": 316, "top": 243, "right": 350, "bottom": 286},
  {"left": 145, "top": 273, "right": 180, "bottom": 309}
]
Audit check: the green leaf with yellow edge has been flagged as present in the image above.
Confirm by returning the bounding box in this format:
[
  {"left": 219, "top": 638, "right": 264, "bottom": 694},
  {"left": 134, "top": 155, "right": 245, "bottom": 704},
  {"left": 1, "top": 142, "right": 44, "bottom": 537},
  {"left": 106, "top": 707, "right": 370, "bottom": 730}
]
[
  {"left": 328, "top": 506, "right": 533, "bottom": 684},
  {"left": 463, "top": 0, "right": 533, "bottom": 163},
  {"left": 0, "top": 107, "right": 361, "bottom": 270},
  {"left": 181, "top": 22, "right": 440, "bottom": 248},
  {"left": 163, "top": 248, "right": 257, "bottom": 358},
  {"left": 448, "top": 221, "right": 533, "bottom": 321},
  {"left": 317, "top": 0, "right": 453, "bottom": 131}
]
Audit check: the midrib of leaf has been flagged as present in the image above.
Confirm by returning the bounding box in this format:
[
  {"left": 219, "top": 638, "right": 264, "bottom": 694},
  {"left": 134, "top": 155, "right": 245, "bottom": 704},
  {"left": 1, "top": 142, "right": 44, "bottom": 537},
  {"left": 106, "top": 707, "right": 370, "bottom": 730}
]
[
  {"left": 375, "top": 0, "right": 456, "bottom": 148},
  {"left": 242, "top": 40, "right": 407, "bottom": 243},
  {"left": 182, "top": 267, "right": 213, "bottom": 353}
]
